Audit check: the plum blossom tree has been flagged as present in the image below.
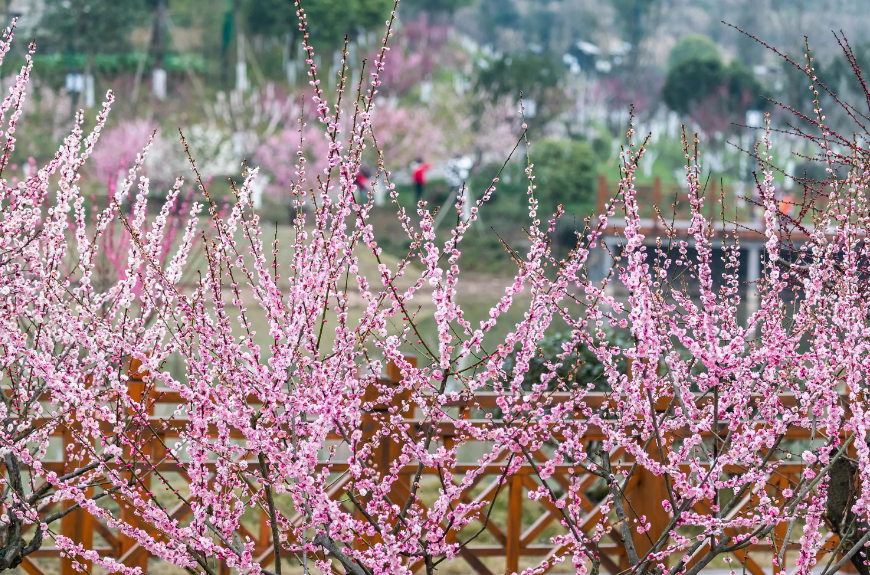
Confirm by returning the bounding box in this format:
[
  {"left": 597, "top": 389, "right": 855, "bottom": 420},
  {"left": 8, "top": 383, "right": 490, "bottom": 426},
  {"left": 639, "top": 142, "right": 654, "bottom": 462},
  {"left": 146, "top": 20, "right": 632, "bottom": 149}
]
[
  {"left": 370, "top": 104, "right": 446, "bottom": 169},
  {"left": 451, "top": 93, "right": 525, "bottom": 174},
  {"left": 5, "top": 6, "right": 870, "bottom": 575},
  {"left": 89, "top": 118, "right": 156, "bottom": 186},
  {"left": 253, "top": 105, "right": 333, "bottom": 203}
]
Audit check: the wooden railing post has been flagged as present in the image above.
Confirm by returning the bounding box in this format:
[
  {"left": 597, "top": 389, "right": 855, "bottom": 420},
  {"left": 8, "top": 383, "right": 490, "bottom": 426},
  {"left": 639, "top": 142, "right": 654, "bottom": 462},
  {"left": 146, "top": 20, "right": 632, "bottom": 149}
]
[
  {"left": 384, "top": 355, "right": 415, "bottom": 472},
  {"left": 354, "top": 355, "right": 415, "bottom": 550},
  {"left": 59, "top": 426, "right": 92, "bottom": 575},
  {"left": 118, "top": 358, "right": 151, "bottom": 573},
  {"left": 773, "top": 475, "right": 789, "bottom": 573},
  {"left": 628, "top": 448, "right": 671, "bottom": 566},
  {"left": 259, "top": 507, "right": 271, "bottom": 557},
  {"left": 506, "top": 474, "right": 523, "bottom": 574},
  {"left": 621, "top": 358, "right": 671, "bottom": 567},
  {"left": 357, "top": 370, "right": 386, "bottom": 552}
]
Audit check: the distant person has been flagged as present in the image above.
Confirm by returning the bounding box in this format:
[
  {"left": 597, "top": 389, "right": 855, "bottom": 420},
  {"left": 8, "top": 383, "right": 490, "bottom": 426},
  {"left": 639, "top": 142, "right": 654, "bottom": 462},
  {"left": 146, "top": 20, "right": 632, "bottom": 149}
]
[
  {"left": 779, "top": 190, "right": 794, "bottom": 218},
  {"left": 412, "top": 158, "right": 432, "bottom": 203},
  {"left": 354, "top": 165, "right": 372, "bottom": 203}
]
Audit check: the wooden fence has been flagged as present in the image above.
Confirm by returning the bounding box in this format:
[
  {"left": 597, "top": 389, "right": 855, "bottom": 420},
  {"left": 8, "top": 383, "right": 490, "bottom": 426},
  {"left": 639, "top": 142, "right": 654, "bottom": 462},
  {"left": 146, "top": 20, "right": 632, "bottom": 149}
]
[
  {"left": 11, "top": 357, "right": 858, "bottom": 575},
  {"left": 596, "top": 175, "right": 757, "bottom": 223},
  {"left": 594, "top": 175, "right": 826, "bottom": 242}
]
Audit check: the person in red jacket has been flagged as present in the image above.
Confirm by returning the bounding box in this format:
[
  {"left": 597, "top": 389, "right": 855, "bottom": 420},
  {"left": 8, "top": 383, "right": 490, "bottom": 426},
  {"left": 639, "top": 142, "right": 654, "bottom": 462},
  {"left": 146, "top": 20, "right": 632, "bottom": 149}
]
[
  {"left": 354, "top": 165, "right": 372, "bottom": 203},
  {"left": 412, "top": 158, "right": 432, "bottom": 203}
]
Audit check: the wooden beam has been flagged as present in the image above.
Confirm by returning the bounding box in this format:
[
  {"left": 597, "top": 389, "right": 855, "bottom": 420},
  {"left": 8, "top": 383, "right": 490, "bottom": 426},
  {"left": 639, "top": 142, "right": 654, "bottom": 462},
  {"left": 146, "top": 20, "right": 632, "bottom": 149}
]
[
  {"left": 19, "top": 557, "right": 47, "bottom": 575},
  {"left": 506, "top": 475, "right": 523, "bottom": 574},
  {"left": 59, "top": 426, "right": 92, "bottom": 575}
]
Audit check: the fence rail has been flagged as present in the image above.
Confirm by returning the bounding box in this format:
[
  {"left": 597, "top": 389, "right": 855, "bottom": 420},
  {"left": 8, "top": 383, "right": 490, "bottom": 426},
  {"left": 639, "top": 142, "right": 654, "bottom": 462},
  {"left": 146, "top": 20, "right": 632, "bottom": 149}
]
[
  {"left": 596, "top": 175, "right": 827, "bottom": 243},
  {"left": 10, "top": 358, "right": 859, "bottom": 575}
]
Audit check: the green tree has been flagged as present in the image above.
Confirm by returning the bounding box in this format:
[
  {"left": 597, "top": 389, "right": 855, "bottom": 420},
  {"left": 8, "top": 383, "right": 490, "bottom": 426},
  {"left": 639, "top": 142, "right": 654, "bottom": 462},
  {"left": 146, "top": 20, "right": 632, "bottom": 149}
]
[
  {"left": 662, "top": 33, "right": 767, "bottom": 133},
  {"left": 662, "top": 59, "right": 766, "bottom": 125},
  {"left": 243, "top": 0, "right": 294, "bottom": 37},
  {"left": 611, "top": 0, "right": 660, "bottom": 76},
  {"left": 723, "top": 61, "right": 768, "bottom": 112},
  {"left": 475, "top": 51, "right": 563, "bottom": 117},
  {"left": 469, "top": 138, "right": 596, "bottom": 220},
  {"left": 399, "top": 0, "right": 474, "bottom": 15},
  {"left": 36, "top": 0, "right": 149, "bottom": 56},
  {"left": 244, "top": 0, "right": 394, "bottom": 50},
  {"left": 667, "top": 34, "right": 721, "bottom": 71},
  {"left": 661, "top": 57, "right": 725, "bottom": 115},
  {"left": 531, "top": 138, "right": 598, "bottom": 216}
]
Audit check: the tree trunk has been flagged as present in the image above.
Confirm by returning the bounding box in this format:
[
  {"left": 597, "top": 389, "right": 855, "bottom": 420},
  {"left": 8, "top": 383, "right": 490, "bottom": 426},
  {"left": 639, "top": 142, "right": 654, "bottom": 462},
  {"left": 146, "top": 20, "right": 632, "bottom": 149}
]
[{"left": 826, "top": 458, "right": 870, "bottom": 575}]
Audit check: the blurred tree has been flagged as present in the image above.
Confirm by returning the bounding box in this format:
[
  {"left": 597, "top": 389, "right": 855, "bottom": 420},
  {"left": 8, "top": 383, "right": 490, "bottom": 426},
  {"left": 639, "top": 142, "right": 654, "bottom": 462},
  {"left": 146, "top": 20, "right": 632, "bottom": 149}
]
[
  {"left": 475, "top": 0, "right": 521, "bottom": 47},
  {"left": 243, "top": 0, "right": 294, "bottom": 37},
  {"left": 789, "top": 41, "right": 870, "bottom": 132},
  {"left": 824, "top": 42, "right": 870, "bottom": 97},
  {"left": 667, "top": 34, "right": 721, "bottom": 70},
  {"left": 399, "top": 0, "right": 474, "bottom": 16},
  {"left": 530, "top": 138, "right": 597, "bottom": 216},
  {"left": 524, "top": 0, "right": 558, "bottom": 51},
  {"left": 723, "top": 60, "right": 767, "bottom": 112},
  {"left": 37, "top": 0, "right": 149, "bottom": 56},
  {"left": 468, "top": 0, "right": 601, "bottom": 55},
  {"left": 734, "top": 10, "right": 765, "bottom": 67},
  {"left": 471, "top": 138, "right": 597, "bottom": 219},
  {"left": 611, "top": 0, "right": 660, "bottom": 76},
  {"left": 243, "top": 0, "right": 393, "bottom": 50},
  {"left": 662, "top": 37, "right": 767, "bottom": 135},
  {"left": 662, "top": 57, "right": 724, "bottom": 115},
  {"left": 475, "top": 51, "right": 563, "bottom": 117}
]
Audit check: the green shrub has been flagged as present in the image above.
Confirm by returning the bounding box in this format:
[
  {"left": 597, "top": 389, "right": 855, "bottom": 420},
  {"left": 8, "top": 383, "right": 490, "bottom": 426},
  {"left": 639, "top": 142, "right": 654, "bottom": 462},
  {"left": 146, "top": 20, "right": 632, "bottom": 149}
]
[
  {"left": 468, "top": 139, "right": 597, "bottom": 221},
  {"left": 530, "top": 138, "right": 598, "bottom": 217},
  {"left": 504, "top": 330, "right": 630, "bottom": 392}
]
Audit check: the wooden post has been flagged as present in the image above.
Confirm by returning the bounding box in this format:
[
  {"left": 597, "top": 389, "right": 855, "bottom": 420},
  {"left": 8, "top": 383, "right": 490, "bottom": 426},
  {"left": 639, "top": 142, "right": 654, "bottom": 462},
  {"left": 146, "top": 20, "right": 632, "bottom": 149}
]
[
  {"left": 59, "top": 427, "right": 93, "bottom": 575},
  {"left": 259, "top": 508, "right": 271, "bottom": 555},
  {"left": 506, "top": 474, "right": 523, "bottom": 574},
  {"left": 383, "top": 355, "right": 415, "bottom": 521},
  {"left": 117, "top": 358, "right": 151, "bottom": 573},
  {"left": 355, "top": 373, "right": 381, "bottom": 552},
  {"left": 622, "top": 359, "right": 670, "bottom": 567},
  {"left": 597, "top": 174, "right": 607, "bottom": 216},
  {"left": 361, "top": 356, "right": 415, "bottom": 486},
  {"left": 628, "top": 451, "right": 671, "bottom": 566},
  {"left": 355, "top": 355, "right": 415, "bottom": 550},
  {"left": 773, "top": 476, "right": 789, "bottom": 573},
  {"left": 384, "top": 355, "right": 415, "bottom": 471},
  {"left": 669, "top": 182, "right": 682, "bottom": 220}
]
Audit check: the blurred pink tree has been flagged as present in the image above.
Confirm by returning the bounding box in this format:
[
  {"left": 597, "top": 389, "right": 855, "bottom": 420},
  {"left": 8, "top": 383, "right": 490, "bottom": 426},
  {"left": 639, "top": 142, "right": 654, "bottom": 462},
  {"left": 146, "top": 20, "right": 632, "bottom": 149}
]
[
  {"left": 87, "top": 118, "right": 156, "bottom": 185},
  {"left": 371, "top": 104, "right": 446, "bottom": 169},
  {"left": 254, "top": 117, "right": 331, "bottom": 202}
]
